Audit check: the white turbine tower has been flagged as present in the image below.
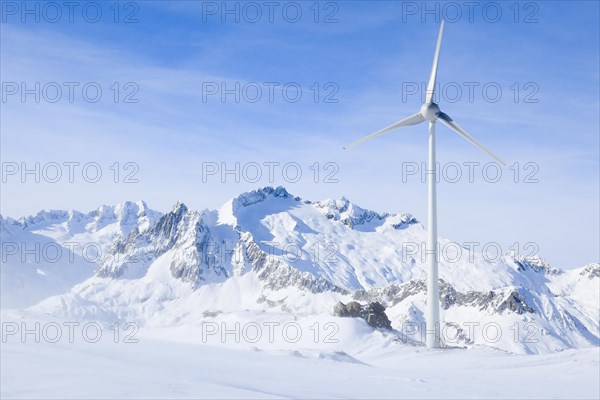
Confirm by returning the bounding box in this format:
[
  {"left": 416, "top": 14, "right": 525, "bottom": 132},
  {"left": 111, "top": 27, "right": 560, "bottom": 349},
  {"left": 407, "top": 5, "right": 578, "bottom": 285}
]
[{"left": 345, "top": 20, "right": 506, "bottom": 349}]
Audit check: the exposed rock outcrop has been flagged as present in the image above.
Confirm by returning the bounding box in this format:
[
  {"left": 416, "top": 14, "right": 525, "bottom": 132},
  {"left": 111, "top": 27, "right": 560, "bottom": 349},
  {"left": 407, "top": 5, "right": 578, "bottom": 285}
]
[
  {"left": 353, "top": 280, "right": 534, "bottom": 315},
  {"left": 334, "top": 301, "right": 392, "bottom": 329},
  {"left": 580, "top": 263, "right": 600, "bottom": 279}
]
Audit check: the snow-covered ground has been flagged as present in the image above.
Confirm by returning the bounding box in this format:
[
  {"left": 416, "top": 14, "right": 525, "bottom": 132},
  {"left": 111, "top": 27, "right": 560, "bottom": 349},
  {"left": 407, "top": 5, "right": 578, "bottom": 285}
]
[{"left": 1, "top": 311, "right": 598, "bottom": 399}]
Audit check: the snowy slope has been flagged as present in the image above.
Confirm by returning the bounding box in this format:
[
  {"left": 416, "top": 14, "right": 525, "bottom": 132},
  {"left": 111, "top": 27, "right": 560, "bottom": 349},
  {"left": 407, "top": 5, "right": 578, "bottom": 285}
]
[
  {"left": 2, "top": 307, "right": 599, "bottom": 399},
  {"left": 2, "top": 307, "right": 598, "bottom": 399}
]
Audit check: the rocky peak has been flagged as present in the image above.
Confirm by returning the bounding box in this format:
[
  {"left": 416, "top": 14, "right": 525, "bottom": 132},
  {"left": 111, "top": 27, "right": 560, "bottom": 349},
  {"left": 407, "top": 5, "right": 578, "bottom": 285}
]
[
  {"left": 580, "top": 263, "right": 600, "bottom": 279},
  {"left": 18, "top": 209, "right": 69, "bottom": 229},
  {"left": 512, "top": 254, "right": 560, "bottom": 276},
  {"left": 146, "top": 202, "right": 190, "bottom": 245},
  {"left": 232, "top": 186, "right": 297, "bottom": 212},
  {"left": 170, "top": 201, "right": 188, "bottom": 214},
  {"left": 312, "top": 196, "right": 417, "bottom": 230},
  {"left": 313, "top": 197, "right": 385, "bottom": 228}
]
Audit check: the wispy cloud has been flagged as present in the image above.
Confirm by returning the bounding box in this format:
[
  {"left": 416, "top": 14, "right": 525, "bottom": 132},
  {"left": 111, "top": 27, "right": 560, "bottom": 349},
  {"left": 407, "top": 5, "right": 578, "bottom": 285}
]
[{"left": 1, "top": 1, "right": 598, "bottom": 268}]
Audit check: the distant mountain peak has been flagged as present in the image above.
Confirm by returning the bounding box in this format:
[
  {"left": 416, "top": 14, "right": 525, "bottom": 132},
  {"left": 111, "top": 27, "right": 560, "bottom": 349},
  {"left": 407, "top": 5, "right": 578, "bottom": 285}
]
[
  {"left": 312, "top": 196, "right": 417, "bottom": 230},
  {"left": 580, "top": 263, "right": 600, "bottom": 279},
  {"left": 511, "top": 253, "right": 561, "bottom": 275},
  {"left": 170, "top": 201, "right": 188, "bottom": 214},
  {"left": 18, "top": 209, "right": 69, "bottom": 228},
  {"left": 232, "top": 186, "right": 299, "bottom": 211}
]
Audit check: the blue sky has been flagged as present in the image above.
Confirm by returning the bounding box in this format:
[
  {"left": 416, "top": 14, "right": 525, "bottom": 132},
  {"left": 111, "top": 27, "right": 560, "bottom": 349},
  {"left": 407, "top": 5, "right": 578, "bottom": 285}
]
[{"left": 1, "top": 0, "right": 598, "bottom": 268}]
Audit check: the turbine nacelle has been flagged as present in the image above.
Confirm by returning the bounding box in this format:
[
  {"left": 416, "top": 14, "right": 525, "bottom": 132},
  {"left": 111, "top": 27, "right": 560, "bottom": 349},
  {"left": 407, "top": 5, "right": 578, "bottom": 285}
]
[
  {"left": 344, "top": 20, "right": 505, "bottom": 166},
  {"left": 419, "top": 102, "right": 440, "bottom": 122}
]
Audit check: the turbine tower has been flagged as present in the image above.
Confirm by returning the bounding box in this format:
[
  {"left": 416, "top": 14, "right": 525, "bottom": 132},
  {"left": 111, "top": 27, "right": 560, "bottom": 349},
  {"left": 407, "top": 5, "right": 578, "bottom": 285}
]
[{"left": 345, "top": 20, "right": 505, "bottom": 349}]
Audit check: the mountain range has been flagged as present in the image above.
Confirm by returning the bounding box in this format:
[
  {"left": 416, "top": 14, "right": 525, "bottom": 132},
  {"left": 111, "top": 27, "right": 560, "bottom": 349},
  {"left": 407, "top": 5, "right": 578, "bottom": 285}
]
[{"left": 1, "top": 186, "right": 598, "bottom": 354}]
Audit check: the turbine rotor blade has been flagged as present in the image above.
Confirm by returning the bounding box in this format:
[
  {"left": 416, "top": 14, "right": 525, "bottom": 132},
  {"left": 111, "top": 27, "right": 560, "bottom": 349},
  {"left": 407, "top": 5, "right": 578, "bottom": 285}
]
[
  {"left": 425, "top": 20, "right": 445, "bottom": 104},
  {"left": 437, "top": 112, "right": 506, "bottom": 166},
  {"left": 344, "top": 113, "right": 425, "bottom": 149}
]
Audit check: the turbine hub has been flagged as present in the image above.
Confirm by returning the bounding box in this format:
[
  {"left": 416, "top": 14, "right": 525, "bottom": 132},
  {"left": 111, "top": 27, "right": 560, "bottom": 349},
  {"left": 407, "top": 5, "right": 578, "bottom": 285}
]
[{"left": 420, "top": 102, "right": 440, "bottom": 122}]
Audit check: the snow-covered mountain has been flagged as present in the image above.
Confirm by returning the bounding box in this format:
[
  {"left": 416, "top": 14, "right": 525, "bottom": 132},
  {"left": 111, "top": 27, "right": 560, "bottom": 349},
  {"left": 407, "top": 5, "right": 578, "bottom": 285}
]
[
  {"left": 1, "top": 187, "right": 598, "bottom": 354},
  {"left": 0, "top": 201, "right": 162, "bottom": 308}
]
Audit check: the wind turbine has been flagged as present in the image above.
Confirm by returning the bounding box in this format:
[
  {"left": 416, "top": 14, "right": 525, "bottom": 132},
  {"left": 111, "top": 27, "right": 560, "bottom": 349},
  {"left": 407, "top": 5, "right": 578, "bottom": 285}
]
[{"left": 345, "top": 20, "right": 506, "bottom": 349}]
